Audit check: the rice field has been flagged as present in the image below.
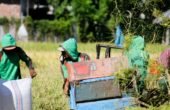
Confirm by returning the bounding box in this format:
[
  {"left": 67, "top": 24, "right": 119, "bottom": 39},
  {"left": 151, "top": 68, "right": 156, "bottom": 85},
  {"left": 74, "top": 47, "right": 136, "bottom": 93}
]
[{"left": 17, "top": 42, "right": 170, "bottom": 110}]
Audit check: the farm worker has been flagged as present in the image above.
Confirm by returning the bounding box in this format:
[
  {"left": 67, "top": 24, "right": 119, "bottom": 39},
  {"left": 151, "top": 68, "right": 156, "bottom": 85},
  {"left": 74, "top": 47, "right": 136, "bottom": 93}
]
[
  {"left": 126, "top": 35, "right": 149, "bottom": 94},
  {"left": 58, "top": 38, "right": 90, "bottom": 95},
  {"left": 0, "top": 33, "right": 37, "bottom": 80}
]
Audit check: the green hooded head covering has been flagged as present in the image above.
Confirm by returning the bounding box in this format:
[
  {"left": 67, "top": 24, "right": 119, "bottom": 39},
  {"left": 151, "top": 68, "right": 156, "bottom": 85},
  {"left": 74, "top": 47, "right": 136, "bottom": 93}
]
[
  {"left": 129, "top": 35, "right": 145, "bottom": 50},
  {"left": 1, "top": 33, "right": 16, "bottom": 48},
  {"left": 61, "top": 38, "right": 79, "bottom": 60},
  {"left": 126, "top": 35, "right": 149, "bottom": 66}
]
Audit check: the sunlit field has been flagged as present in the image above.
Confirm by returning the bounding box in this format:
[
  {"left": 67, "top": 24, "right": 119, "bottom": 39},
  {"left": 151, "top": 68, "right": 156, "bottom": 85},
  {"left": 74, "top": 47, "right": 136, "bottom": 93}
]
[{"left": 16, "top": 42, "right": 170, "bottom": 110}]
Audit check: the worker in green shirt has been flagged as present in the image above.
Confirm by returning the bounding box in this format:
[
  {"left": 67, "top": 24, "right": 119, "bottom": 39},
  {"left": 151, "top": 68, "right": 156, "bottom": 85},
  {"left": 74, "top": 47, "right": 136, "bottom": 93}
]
[
  {"left": 126, "top": 35, "right": 149, "bottom": 95},
  {"left": 58, "top": 38, "right": 90, "bottom": 95},
  {"left": 0, "top": 33, "right": 37, "bottom": 80}
]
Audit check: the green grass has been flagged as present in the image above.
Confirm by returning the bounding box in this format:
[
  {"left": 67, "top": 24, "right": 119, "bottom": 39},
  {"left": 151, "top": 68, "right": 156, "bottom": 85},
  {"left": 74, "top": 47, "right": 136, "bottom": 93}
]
[
  {"left": 12, "top": 42, "right": 170, "bottom": 110},
  {"left": 146, "top": 43, "right": 170, "bottom": 56}
]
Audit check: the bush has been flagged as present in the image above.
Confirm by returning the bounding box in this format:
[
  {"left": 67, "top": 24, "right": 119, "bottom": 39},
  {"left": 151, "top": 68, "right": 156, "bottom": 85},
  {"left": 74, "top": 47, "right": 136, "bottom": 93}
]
[{"left": 0, "top": 17, "right": 9, "bottom": 25}]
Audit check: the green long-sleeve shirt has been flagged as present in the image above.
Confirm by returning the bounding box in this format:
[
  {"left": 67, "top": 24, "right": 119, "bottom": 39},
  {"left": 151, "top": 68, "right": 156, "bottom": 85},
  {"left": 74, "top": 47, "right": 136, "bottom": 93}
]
[{"left": 0, "top": 47, "right": 33, "bottom": 80}]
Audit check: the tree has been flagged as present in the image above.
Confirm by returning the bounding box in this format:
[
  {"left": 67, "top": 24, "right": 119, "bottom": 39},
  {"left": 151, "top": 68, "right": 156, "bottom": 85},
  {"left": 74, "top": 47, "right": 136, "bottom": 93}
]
[{"left": 47, "top": 0, "right": 169, "bottom": 42}]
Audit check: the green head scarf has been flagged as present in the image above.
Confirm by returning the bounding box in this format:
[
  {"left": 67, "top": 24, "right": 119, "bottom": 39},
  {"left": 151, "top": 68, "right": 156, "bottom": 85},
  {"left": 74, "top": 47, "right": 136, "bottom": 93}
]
[
  {"left": 129, "top": 35, "right": 145, "bottom": 50},
  {"left": 61, "top": 38, "right": 79, "bottom": 60},
  {"left": 1, "top": 33, "right": 16, "bottom": 48}
]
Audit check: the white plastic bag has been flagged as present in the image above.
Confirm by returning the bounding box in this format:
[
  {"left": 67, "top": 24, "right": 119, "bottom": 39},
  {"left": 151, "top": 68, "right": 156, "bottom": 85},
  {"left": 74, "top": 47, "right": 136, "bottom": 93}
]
[
  {"left": 17, "top": 24, "right": 28, "bottom": 41},
  {"left": 0, "top": 78, "right": 32, "bottom": 110}
]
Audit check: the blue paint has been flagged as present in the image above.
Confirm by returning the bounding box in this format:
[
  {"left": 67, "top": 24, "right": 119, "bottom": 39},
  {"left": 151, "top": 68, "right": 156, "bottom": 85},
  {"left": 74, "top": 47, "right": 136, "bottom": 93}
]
[
  {"left": 79, "top": 76, "right": 115, "bottom": 84},
  {"left": 70, "top": 83, "right": 77, "bottom": 110},
  {"left": 69, "top": 76, "right": 137, "bottom": 110},
  {"left": 77, "top": 97, "right": 136, "bottom": 110}
]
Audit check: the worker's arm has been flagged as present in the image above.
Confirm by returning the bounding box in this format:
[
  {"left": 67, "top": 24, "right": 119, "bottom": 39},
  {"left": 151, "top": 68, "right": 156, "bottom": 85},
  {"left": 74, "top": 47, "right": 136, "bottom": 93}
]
[
  {"left": 0, "top": 49, "right": 2, "bottom": 61},
  {"left": 17, "top": 47, "right": 37, "bottom": 78},
  {"left": 80, "top": 53, "right": 90, "bottom": 61}
]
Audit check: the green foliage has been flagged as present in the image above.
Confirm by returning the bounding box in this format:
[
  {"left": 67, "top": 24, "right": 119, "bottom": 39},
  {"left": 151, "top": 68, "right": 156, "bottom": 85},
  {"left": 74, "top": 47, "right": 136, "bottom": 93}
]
[
  {"left": 0, "top": 0, "right": 168, "bottom": 42},
  {"left": 47, "top": 0, "right": 114, "bottom": 42},
  {"left": 46, "top": 0, "right": 170, "bottom": 42},
  {"left": 115, "top": 68, "right": 135, "bottom": 80},
  {"left": 161, "top": 18, "right": 170, "bottom": 28},
  {"left": 124, "top": 33, "right": 134, "bottom": 51},
  {"left": 107, "top": 16, "right": 117, "bottom": 30},
  {"left": 114, "top": 68, "right": 136, "bottom": 90},
  {"left": 87, "top": 32, "right": 94, "bottom": 42},
  {"left": 9, "top": 17, "right": 20, "bottom": 26},
  {"left": 153, "top": 9, "right": 170, "bottom": 28},
  {"left": 0, "top": 17, "right": 9, "bottom": 33},
  {"left": 34, "top": 19, "right": 71, "bottom": 40},
  {"left": 0, "top": 17, "right": 20, "bottom": 33},
  {"left": 24, "top": 16, "right": 34, "bottom": 39},
  {"left": 0, "top": 17, "right": 9, "bottom": 25}
]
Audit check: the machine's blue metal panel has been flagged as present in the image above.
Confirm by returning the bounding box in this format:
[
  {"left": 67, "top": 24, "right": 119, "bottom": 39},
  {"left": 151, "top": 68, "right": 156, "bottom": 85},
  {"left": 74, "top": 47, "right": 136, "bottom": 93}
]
[
  {"left": 70, "top": 83, "right": 77, "bottom": 110},
  {"left": 69, "top": 76, "right": 137, "bottom": 110},
  {"left": 76, "top": 97, "right": 137, "bottom": 110},
  {"left": 75, "top": 76, "right": 121, "bottom": 102},
  {"left": 78, "top": 76, "right": 115, "bottom": 83}
]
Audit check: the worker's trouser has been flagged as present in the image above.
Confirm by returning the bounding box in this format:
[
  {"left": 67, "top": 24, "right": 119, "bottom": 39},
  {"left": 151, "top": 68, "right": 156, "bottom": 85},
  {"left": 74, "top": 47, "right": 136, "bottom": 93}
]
[
  {"left": 137, "top": 80, "right": 145, "bottom": 95},
  {"left": 158, "top": 78, "right": 169, "bottom": 94},
  {"left": 136, "top": 67, "right": 147, "bottom": 95}
]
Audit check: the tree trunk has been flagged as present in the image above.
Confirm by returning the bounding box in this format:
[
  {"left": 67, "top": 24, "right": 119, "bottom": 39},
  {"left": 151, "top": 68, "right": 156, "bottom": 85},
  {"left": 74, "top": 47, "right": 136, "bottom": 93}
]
[
  {"left": 165, "top": 28, "right": 170, "bottom": 45},
  {"left": 72, "top": 22, "right": 78, "bottom": 41},
  {"left": 9, "top": 25, "right": 16, "bottom": 37},
  {"left": 0, "top": 25, "right": 4, "bottom": 40}
]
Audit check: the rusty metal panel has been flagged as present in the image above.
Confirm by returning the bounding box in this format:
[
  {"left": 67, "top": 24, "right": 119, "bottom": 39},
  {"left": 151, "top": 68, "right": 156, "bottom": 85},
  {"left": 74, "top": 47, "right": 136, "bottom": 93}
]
[
  {"left": 66, "top": 57, "right": 129, "bottom": 82},
  {"left": 75, "top": 76, "right": 121, "bottom": 102}
]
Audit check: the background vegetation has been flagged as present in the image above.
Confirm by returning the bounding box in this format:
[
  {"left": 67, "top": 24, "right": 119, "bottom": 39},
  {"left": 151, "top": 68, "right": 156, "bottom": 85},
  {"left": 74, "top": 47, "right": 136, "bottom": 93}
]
[
  {"left": 38, "top": 0, "right": 170, "bottom": 42},
  {"left": 1, "top": 0, "right": 170, "bottom": 43}
]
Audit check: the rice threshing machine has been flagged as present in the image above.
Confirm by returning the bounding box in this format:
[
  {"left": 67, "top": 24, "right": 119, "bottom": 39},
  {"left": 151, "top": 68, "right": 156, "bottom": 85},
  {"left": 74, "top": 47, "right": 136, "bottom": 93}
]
[{"left": 65, "top": 44, "right": 138, "bottom": 110}]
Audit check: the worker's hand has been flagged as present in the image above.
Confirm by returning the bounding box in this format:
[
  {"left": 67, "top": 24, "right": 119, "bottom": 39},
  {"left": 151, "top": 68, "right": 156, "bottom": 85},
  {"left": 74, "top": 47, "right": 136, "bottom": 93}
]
[
  {"left": 29, "top": 68, "right": 37, "bottom": 78},
  {"left": 63, "top": 79, "right": 69, "bottom": 95}
]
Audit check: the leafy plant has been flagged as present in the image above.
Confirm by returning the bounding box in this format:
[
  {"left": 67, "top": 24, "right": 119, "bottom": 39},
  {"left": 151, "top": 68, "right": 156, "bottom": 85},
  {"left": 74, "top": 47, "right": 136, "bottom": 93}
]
[
  {"left": 149, "top": 59, "right": 166, "bottom": 75},
  {"left": 0, "top": 17, "right": 9, "bottom": 25},
  {"left": 114, "top": 68, "right": 136, "bottom": 91},
  {"left": 124, "top": 33, "right": 134, "bottom": 51}
]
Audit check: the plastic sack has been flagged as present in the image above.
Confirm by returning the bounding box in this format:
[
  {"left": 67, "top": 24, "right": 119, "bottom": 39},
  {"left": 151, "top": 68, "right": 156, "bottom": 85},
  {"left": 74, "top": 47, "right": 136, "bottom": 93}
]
[
  {"left": 0, "top": 78, "right": 32, "bottom": 110},
  {"left": 17, "top": 24, "right": 28, "bottom": 41},
  {"left": 114, "top": 25, "right": 124, "bottom": 48}
]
